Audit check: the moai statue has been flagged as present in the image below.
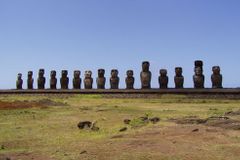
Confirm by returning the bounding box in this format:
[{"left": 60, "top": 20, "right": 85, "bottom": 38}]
[
  {"left": 16, "top": 73, "right": 23, "bottom": 90},
  {"left": 50, "top": 70, "right": 57, "bottom": 89},
  {"left": 96, "top": 69, "right": 106, "bottom": 89},
  {"left": 84, "top": 71, "right": 93, "bottom": 89},
  {"left": 110, "top": 69, "right": 119, "bottom": 89},
  {"left": 211, "top": 66, "right": 223, "bottom": 88},
  {"left": 73, "top": 70, "right": 81, "bottom": 89},
  {"left": 60, "top": 70, "right": 69, "bottom": 89},
  {"left": 140, "top": 61, "right": 151, "bottom": 89},
  {"left": 193, "top": 67, "right": 205, "bottom": 89},
  {"left": 159, "top": 69, "right": 168, "bottom": 89},
  {"left": 193, "top": 60, "right": 204, "bottom": 89},
  {"left": 174, "top": 67, "right": 184, "bottom": 89},
  {"left": 125, "top": 70, "right": 134, "bottom": 89},
  {"left": 27, "top": 71, "right": 34, "bottom": 89},
  {"left": 37, "top": 69, "right": 46, "bottom": 89}
]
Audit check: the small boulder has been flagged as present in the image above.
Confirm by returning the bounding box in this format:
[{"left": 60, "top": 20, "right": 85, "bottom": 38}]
[
  {"left": 123, "top": 119, "right": 131, "bottom": 124},
  {"left": 149, "top": 117, "right": 160, "bottom": 124},
  {"left": 80, "top": 150, "right": 87, "bottom": 154},
  {"left": 119, "top": 127, "right": 127, "bottom": 132},
  {"left": 78, "top": 121, "right": 92, "bottom": 129},
  {"left": 192, "top": 128, "right": 199, "bottom": 132}
]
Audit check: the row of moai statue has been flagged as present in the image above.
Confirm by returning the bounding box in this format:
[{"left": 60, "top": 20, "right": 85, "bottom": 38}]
[{"left": 16, "top": 61, "right": 223, "bottom": 89}]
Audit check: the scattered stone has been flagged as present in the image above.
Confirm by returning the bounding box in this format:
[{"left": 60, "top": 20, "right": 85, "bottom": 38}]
[
  {"left": 192, "top": 128, "right": 199, "bottom": 132},
  {"left": 80, "top": 150, "right": 87, "bottom": 154},
  {"left": 78, "top": 121, "right": 100, "bottom": 131},
  {"left": 149, "top": 117, "right": 160, "bottom": 124},
  {"left": 123, "top": 119, "right": 131, "bottom": 124},
  {"left": 78, "top": 121, "right": 92, "bottom": 129},
  {"left": 119, "top": 127, "right": 127, "bottom": 132}
]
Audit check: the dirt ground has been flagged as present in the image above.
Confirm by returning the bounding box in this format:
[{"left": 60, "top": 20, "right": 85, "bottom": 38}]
[
  {"left": 2, "top": 124, "right": 240, "bottom": 160},
  {"left": 0, "top": 94, "right": 240, "bottom": 160}
]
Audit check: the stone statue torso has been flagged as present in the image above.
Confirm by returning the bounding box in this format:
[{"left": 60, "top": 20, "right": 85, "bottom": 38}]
[
  {"left": 97, "top": 77, "right": 106, "bottom": 89},
  {"left": 110, "top": 77, "right": 119, "bottom": 89},
  {"left": 140, "top": 71, "right": 151, "bottom": 89},
  {"left": 174, "top": 76, "right": 184, "bottom": 89},
  {"left": 193, "top": 75, "right": 204, "bottom": 88}
]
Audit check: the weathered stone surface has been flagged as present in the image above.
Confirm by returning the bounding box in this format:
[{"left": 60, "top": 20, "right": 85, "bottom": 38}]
[
  {"left": 27, "top": 71, "right": 34, "bottom": 89},
  {"left": 211, "top": 66, "right": 223, "bottom": 88},
  {"left": 193, "top": 67, "right": 205, "bottom": 89},
  {"left": 84, "top": 71, "right": 93, "bottom": 89},
  {"left": 125, "top": 70, "right": 134, "bottom": 89},
  {"left": 16, "top": 73, "right": 23, "bottom": 89},
  {"left": 60, "top": 70, "right": 69, "bottom": 89},
  {"left": 159, "top": 69, "right": 168, "bottom": 89},
  {"left": 77, "top": 121, "right": 99, "bottom": 131},
  {"left": 73, "top": 70, "right": 81, "bottom": 89},
  {"left": 96, "top": 69, "right": 106, "bottom": 89},
  {"left": 38, "top": 69, "right": 46, "bottom": 89},
  {"left": 50, "top": 70, "right": 57, "bottom": 89},
  {"left": 140, "top": 61, "right": 151, "bottom": 89},
  {"left": 149, "top": 117, "right": 160, "bottom": 124},
  {"left": 78, "top": 121, "right": 92, "bottom": 129},
  {"left": 119, "top": 127, "right": 127, "bottom": 132},
  {"left": 123, "top": 119, "right": 131, "bottom": 124},
  {"left": 110, "top": 69, "right": 119, "bottom": 89},
  {"left": 174, "top": 67, "right": 184, "bottom": 89},
  {"left": 193, "top": 61, "right": 204, "bottom": 89}
]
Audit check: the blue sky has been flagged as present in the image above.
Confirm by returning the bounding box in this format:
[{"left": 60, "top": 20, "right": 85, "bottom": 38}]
[{"left": 0, "top": 0, "right": 240, "bottom": 89}]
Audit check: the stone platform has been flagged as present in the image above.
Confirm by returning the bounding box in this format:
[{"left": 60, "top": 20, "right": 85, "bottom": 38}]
[{"left": 0, "top": 88, "right": 239, "bottom": 95}]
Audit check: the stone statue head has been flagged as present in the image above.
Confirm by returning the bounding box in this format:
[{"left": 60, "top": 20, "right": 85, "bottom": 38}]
[
  {"left": 212, "top": 66, "right": 220, "bottom": 75},
  {"left": 85, "top": 71, "right": 92, "bottom": 78},
  {"left": 28, "top": 71, "right": 33, "bottom": 77},
  {"left": 111, "top": 69, "right": 118, "bottom": 78},
  {"left": 160, "top": 69, "right": 167, "bottom": 76},
  {"left": 98, "top": 69, "right": 105, "bottom": 77},
  {"left": 17, "top": 73, "right": 22, "bottom": 80},
  {"left": 74, "top": 70, "right": 80, "bottom": 78},
  {"left": 61, "top": 70, "right": 68, "bottom": 77},
  {"left": 127, "top": 70, "right": 134, "bottom": 77},
  {"left": 175, "top": 67, "right": 182, "bottom": 76},
  {"left": 194, "top": 67, "right": 203, "bottom": 76},
  {"left": 39, "top": 69, "right": 45, "bottom": 77},
  {"left": 142, "top": 61, "right": 150, "bottom": 72},
  {"left": 50, "top": 70, "right": 56, "bottom": 78}
]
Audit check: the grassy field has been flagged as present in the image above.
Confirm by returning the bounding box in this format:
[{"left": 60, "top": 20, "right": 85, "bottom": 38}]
[{"left": 0, "top": 94, "right": 240, "bottom": 160}]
